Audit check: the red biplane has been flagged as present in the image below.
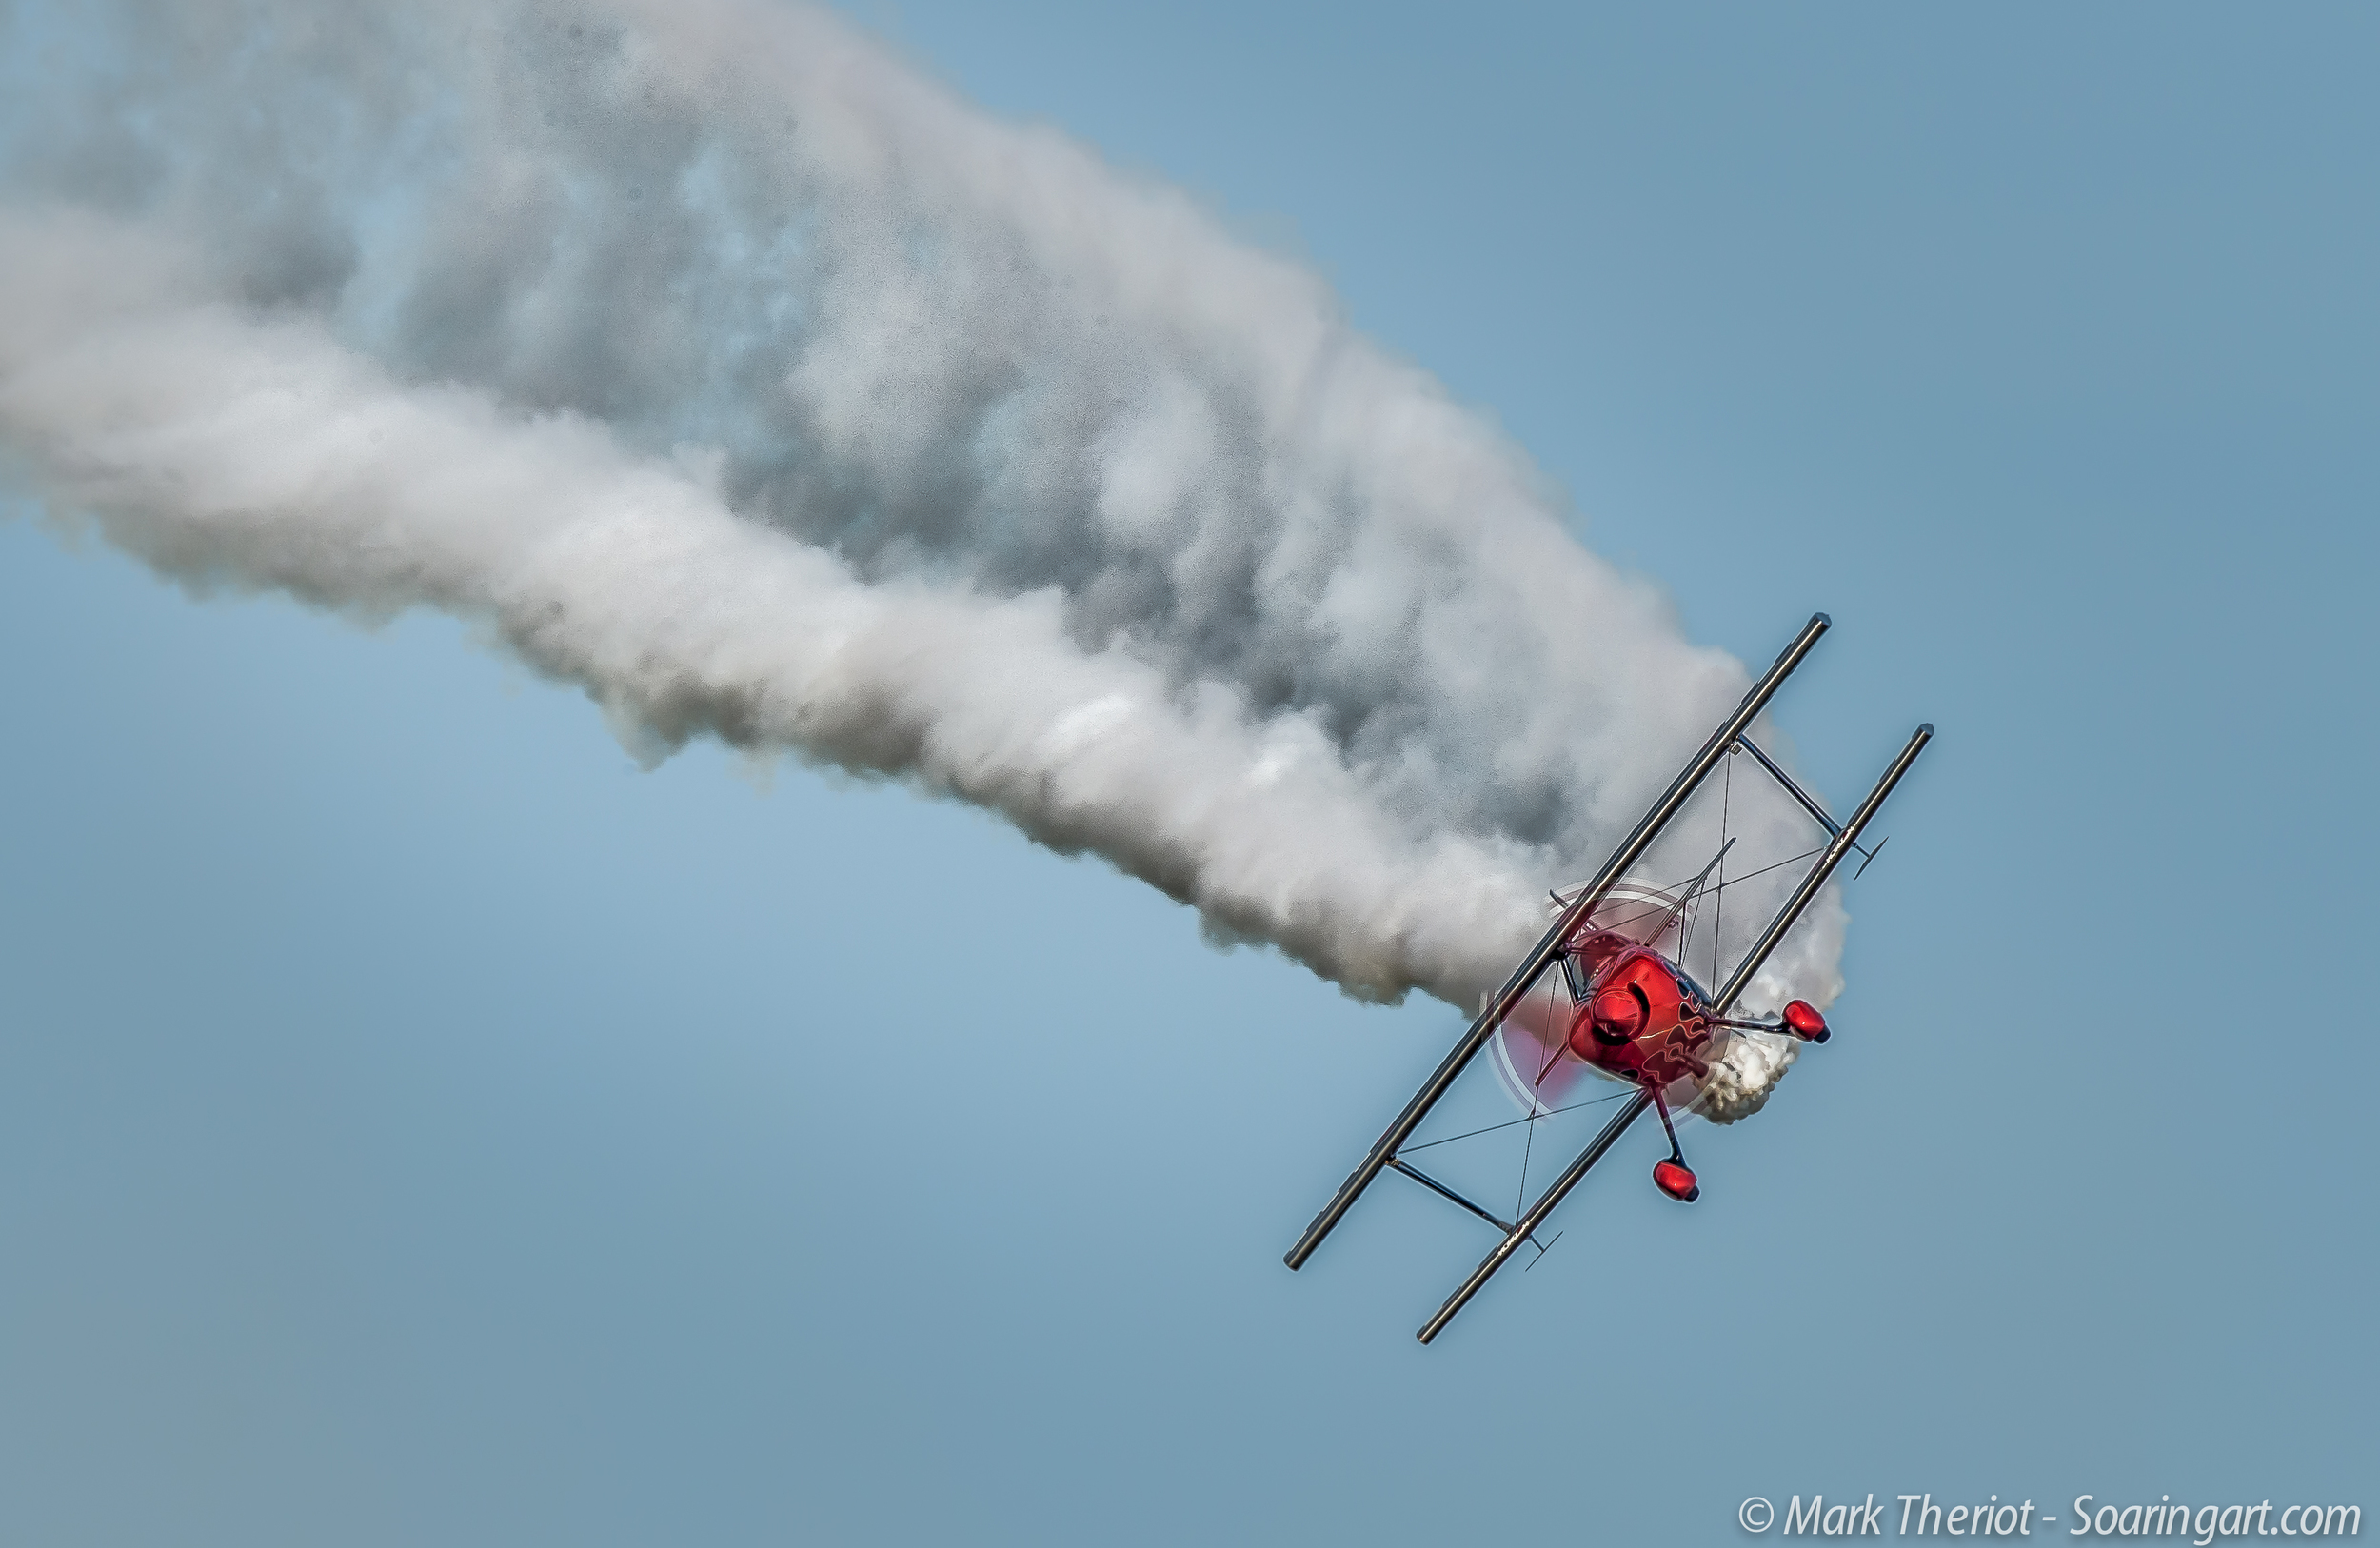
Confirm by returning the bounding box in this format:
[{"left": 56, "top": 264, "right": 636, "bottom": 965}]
[{"left": 1283, "top": 613, "right": 1930, "bottom": 1342}]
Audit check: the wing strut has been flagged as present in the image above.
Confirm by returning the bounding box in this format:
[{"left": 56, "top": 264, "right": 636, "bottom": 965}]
[
  {"left": 1712, "top": 724, "right": 1930, "bottom": 1013},
  {"left": 1414, "top": 720, "right": 1933, "bottom": 1343},
  {"left": 1284, "top": 613, "right": 1833, "bottom": 1273},
  {"left": 1731, "top": 735, "right": 1855, "bottom": 849},
  {"left": 1385, "top": 1156, "right": 1517, "bottom": 1231}
]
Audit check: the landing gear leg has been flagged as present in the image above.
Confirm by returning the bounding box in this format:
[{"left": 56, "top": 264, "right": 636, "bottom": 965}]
[{"left": 1646, "top": 1083, "right": 1700, "bottom": 1202}]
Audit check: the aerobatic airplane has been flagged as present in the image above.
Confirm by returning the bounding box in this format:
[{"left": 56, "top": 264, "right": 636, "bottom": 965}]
[{"left": 1283, "top": 613, "right": 1931, "bottom": 1342}]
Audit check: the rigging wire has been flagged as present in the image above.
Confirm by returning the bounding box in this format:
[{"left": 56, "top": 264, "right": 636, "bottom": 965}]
[
  {"left": 1556, "top": 841, "right": 1831, "bottom": 934},
  {"left": 1399, "top": 1088, "right": 1633, "bottom": 1154},
  {"left": 1715, "top": 747, "right": 1732, "bottom": 990},
  {"left": 1515, "top": 1098, "right": 1537, "bottom": 1220}
]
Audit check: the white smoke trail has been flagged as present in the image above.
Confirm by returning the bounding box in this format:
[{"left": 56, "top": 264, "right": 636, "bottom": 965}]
[{"left": 0, "top": 0, "right": 1846, "bottom": 1026}]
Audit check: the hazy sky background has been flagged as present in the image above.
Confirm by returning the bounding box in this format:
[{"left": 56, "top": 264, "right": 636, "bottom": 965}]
[{"left": 1, "top": 4, "right": 2373, "bottom": 1544}]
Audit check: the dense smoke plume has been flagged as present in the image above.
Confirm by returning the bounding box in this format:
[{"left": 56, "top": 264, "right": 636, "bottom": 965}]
[{"left": 0, "top": 0, "right": 1844, "bottom": 1030}]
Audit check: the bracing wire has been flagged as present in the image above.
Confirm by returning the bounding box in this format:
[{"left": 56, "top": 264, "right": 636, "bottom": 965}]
[
  {"left": 1714, "top": 747, "right": 1731, "bottom": 990},
  {"left": 1398, "top": 1088, "right": 1634, "bottom": 1154}
]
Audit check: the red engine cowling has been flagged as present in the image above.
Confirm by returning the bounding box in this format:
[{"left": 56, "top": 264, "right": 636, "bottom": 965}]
[{"left": 1565, "top": 952, "right": 1680, "bottom": 1065}]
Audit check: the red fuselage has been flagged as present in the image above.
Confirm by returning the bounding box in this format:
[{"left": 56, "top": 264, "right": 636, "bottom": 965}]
[{"left": 1561, "top": 931, "right": 1718, "bottom": 1094}]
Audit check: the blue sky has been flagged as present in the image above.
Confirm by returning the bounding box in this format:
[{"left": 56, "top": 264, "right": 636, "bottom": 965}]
[{"left": 1, "top": 4, "right": 2372, "bottom": 1544}]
